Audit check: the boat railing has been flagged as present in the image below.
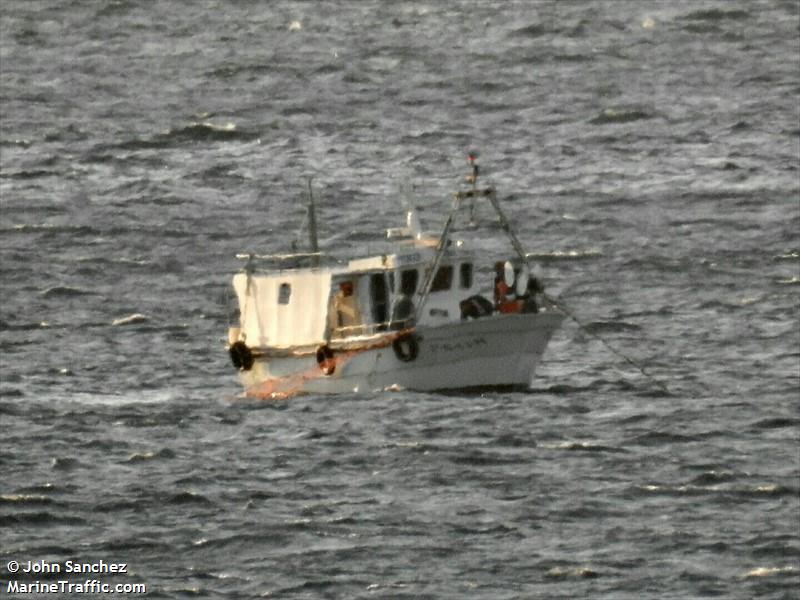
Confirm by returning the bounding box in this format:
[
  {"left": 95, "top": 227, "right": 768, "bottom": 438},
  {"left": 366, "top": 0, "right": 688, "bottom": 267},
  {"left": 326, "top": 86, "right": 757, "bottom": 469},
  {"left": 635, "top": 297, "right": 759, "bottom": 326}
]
[
  {"left": 331, "top": 318, "right": 413, "bottom": 339},
  {"left": 236, "top": 252, "right": 330, "bottom": 270}
]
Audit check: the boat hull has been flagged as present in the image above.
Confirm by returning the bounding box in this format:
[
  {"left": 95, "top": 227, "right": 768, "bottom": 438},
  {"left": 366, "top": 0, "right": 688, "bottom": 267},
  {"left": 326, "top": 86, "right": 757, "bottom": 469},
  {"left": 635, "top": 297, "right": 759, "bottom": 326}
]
[{"left": 238, "top": 311, "right": 564, "bottom": 396}]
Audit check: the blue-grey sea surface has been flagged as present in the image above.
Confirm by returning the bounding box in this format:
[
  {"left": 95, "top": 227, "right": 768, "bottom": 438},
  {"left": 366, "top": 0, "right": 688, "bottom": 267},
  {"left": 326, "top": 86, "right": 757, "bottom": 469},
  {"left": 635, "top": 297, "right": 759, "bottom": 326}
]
[{"left": 1, "top": 1, "right": 798, "bottom": 598}]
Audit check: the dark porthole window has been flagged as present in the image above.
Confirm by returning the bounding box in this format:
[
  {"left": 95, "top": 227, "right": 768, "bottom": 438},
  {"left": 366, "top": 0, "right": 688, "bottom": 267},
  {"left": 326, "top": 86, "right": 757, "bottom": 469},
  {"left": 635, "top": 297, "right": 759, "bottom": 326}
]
[
  {"left": 460, "top": 263, "right": 473, "bottom": 289},
  {"left": 278, "top": 283, "right": 291, "bottom": 304},
  {"left": 431, "top": 265, "right": 453, "bottom": 292},
  {"left": 400, "top": 269, "right": 419, "bottom": 295}
]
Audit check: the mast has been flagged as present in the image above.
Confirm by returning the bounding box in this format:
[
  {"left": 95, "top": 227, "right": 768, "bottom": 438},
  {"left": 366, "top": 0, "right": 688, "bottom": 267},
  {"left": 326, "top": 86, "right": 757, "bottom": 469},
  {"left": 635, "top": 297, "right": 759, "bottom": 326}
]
[
  {"left": 467, "top": 151, "right": 478, "bottom": 224},
  {"left": 461, "top": 154, "right": 531, "bottom": 268},
  {"left": 307, "top": 179, "right": 319, "bottom": 254},
  {"left": 306, "top": 178, "right": 320, "bottom": 266},
  {"left": 413, "top": 153, "right": 535, "bottom": 323}
]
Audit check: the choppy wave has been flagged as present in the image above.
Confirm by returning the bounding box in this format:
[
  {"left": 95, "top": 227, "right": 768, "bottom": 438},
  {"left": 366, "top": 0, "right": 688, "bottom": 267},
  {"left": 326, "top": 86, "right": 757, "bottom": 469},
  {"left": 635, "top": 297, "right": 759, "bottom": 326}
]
[
  {"left": 0, "top": 512, "right": 87, "bottom": 526},
  {"left": 742, "top": 566, "right": 799, "bottom": 579},
  {"left": 0, "top": 168, "right": 60, "bottom": 180},
  {"left": 680, "top": 8, "right": 750, "bottom": 21},
  {"left": 527, "top": 249, "right": 602, "bottom": 261},
  {"left": 0, "top": 494, "right": 59, "bottom": 506},
  {"left": 545, "top": 566, "right": 601, "bottom": 579},
  {"left": 509, "top": 23, "right": 552, "bottom": 38},
  {"left": 96, "top": 122, "right": 260, "bottom": 153},
  {"left": 111, "top": 313, "right": 150, "bottom": 326},
  {"left": 124, "top": 448, "right": 176, "bottom": 462},
  {"left": 582, "top": 321, "right": 642, "bottom": 334},
  {"left": 40, "top": 286, "right": 97, "bottom": 299},
  {"left": 550, "top": 441, "right": 628, "bottom": 453},
  {"left": 589, "top": 107, "right": 655, "bottom": 125},
  {"left": 166, "top": 491, "right": 213, "bottom": 505}
]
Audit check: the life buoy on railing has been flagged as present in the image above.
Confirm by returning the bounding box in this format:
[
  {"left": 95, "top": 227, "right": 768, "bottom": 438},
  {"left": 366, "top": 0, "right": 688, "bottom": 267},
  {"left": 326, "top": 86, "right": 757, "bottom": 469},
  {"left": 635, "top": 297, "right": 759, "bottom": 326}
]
[
  {"left": 229, "top": 341, "right": 254, "bottom": 371},
  {"left": 393, "top": 333, "right": 419, "bottom": 363},
  {"left": 316, "top": 344, "right": 336, "bottom": 376}
]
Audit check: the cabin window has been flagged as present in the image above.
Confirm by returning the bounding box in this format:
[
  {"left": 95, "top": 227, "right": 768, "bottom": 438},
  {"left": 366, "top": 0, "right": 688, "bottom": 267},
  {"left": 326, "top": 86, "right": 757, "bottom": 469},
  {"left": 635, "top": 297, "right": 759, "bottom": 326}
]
[
  {"left": 370, "top": 273, "right": 389, "bottom": 326},
  {"left": 431, "top": 265, "right": 453, "bottom": 292},
  {"left": 460, "top": 263, "right": 473, "bottom": 289},
  {"left": 399, "top": 269, "right": 418, "bottom": 296},
  {"left": 278, "top": 282, "right": 291, "bottom": 304}
]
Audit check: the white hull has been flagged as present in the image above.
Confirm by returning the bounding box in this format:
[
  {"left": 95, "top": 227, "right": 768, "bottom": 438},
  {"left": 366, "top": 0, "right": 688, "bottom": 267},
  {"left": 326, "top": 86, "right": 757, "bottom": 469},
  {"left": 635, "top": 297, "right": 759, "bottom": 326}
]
[{"left": 239, "top": 311, "right": 563, "bottom": 396}]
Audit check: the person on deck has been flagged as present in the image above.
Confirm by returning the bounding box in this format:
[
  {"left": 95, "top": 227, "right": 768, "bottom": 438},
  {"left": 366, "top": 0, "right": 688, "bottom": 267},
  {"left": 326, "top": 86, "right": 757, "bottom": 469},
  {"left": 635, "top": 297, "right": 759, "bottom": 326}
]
[
  {"left": 494, "top": 261, "right": 524, "bottom": 314},
  {"left": 519, "top": 276, "right": 543, "bottom": 313},
  {"left": 390, "top": 271, "right": 417, "bottom": 329},
  {"left": 329, "top": 280, "right": 362, "bottom": 337},
  {"left": 494, "top": 261, "right": 514, "bottom": 308}
]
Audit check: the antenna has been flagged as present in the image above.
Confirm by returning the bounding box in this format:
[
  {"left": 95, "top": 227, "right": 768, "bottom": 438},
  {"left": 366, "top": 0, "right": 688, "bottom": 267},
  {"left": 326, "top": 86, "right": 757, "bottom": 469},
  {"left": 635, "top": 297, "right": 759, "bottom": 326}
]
[
  {"left": 467, "top": 151, "right": 479, "bottom": 224},
  {"left": 306, "top": 178, "right": 320, "bottom": 264}
]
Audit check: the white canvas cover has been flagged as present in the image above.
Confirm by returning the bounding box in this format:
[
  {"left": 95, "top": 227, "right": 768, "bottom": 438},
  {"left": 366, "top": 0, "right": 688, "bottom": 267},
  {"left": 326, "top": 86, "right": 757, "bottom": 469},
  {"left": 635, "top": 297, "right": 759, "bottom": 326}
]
[{"left": 232, "top": 270, "right": 333, "bottom": 348}]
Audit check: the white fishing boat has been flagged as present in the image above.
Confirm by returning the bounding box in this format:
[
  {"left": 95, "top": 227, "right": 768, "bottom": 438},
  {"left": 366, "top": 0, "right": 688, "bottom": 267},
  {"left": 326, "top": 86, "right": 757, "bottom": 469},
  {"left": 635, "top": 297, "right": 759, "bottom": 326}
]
[{"left": 226, "top": 156, "right": 564, "bottom": 397}]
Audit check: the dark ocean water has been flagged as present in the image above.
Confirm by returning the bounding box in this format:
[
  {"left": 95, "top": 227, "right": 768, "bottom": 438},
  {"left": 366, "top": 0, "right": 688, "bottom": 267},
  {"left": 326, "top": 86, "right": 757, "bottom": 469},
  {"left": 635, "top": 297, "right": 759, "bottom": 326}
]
[{"left": 1, "top": 1, "right": 799, "bottom": 598}]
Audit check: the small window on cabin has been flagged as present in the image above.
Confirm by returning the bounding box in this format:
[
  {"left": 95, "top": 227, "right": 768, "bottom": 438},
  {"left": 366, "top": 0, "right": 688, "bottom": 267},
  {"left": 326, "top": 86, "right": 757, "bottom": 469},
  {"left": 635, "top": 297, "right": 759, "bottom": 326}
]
[
  {"left": 278, "top": 283, "right": 291, "bottom": 304},
  {"left": 460, "top": 263, "right": 473, "bottom": 289},
  {"left": 431, "top": 265, "right": 453, "bottom": 292},
  {"left": 400, "top": 269, "right": 418, "bottom": 296}
]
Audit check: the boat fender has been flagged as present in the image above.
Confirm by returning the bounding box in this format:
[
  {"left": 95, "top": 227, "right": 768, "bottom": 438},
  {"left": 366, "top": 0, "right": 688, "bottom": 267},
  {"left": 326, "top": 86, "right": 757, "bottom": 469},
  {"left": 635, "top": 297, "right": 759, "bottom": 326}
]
[
  {"left": 393, "top": 333, "right": 419, "bottom": 362},
  {"left": 316, "top": 344, "right": 336, "bottom": 376},
  {"left": 229, "top": 341, "right": 254, "bottom": 371}
]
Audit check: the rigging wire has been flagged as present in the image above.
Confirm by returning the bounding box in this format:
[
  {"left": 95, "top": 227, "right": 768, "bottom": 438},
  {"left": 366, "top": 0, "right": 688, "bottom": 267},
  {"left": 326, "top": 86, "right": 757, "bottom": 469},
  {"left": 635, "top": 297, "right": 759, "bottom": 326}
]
[
  {"left": 543, "top": 293, "right": 671, "bottom": 395},
  {"left": 464, "top": 155, "right": 667, "bottom": 395}
]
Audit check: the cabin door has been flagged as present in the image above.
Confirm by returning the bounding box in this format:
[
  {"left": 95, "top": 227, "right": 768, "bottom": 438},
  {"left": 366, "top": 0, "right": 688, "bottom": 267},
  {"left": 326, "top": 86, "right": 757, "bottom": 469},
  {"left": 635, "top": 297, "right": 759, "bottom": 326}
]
[{"left": 369, "top": 273, "right": 389, "bottom": 331}]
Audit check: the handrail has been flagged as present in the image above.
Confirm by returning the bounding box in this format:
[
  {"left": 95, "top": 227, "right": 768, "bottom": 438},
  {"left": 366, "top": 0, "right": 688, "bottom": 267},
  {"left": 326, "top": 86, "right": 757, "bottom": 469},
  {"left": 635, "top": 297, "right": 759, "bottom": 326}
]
[
  {"left": 235, "top": 251, "right": 332, "bottom": 272},
  {"left": 236, "top": 252, "right": 325, "bottom": 261},
  {"left": 331, "top": 318, "right": 412, "bottom": 339}
]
